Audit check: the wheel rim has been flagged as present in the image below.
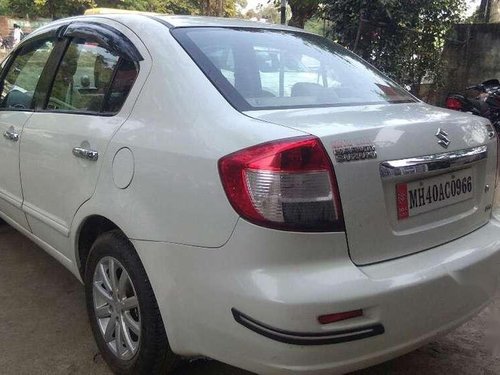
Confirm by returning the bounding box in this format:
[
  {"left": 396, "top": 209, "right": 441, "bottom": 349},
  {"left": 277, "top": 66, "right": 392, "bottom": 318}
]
[{"left": 93, "top": 256, "right": 141, "bottom": 361}]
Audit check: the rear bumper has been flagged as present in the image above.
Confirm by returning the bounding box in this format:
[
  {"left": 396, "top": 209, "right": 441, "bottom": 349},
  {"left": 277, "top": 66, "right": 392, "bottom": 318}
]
[{"left": 133, "top": 218, "right": 500, "bottom": 375}]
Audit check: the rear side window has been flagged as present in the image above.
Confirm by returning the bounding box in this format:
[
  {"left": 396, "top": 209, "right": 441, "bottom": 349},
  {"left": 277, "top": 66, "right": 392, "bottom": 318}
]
[
  {"left": 46, "top": 39, "right": 138, "bottom": 114},
  {"left": 103, "top": 59, "right": 139, "bottom": 114},
  {"left": 0, "top": 39, "right": 55, "bottom": 110},
  {"left": 172, "top": 28, "right": 415, "bottom": 111}
]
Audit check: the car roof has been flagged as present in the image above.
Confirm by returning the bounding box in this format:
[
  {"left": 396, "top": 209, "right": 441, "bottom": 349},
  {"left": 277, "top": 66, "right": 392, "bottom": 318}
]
[
  {"left": 153, "top": 15, "right": 303, "bottom": 32},
  {"left": 26, "top": 13, "right": 310, "bottom": 44}
]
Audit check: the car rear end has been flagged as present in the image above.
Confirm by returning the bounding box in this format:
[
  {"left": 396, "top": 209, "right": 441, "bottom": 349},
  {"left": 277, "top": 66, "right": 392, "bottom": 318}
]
[{"left": 144, "top": 19, "right": 500, "bottom": 374}]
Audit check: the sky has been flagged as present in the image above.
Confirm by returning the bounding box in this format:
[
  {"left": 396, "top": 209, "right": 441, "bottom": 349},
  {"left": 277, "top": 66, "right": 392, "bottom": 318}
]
[
  {"left": 466, "top": 0, "right": 481, "bottom": 17},
  {"left": 243, "top": 0, "right": 268, "bottom": 12},
  {"left": 244, "top": 0, "right": 482, "bottom": 17}
]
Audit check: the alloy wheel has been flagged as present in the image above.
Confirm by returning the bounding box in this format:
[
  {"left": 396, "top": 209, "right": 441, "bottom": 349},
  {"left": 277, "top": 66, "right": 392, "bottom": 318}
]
[{"left": 93, "top": 256, "right": 141, "bottom": 361}]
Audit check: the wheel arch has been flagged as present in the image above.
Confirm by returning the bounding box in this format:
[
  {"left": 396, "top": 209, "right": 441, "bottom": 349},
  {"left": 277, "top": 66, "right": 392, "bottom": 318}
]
[{"left": 76, "top": 214, "right": 121, "bottom": 279}]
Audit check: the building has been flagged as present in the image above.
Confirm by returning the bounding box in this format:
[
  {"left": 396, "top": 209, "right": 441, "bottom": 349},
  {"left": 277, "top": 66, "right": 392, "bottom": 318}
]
[{"left": 480, "top": 0, "right": 500, "bottom": 22}]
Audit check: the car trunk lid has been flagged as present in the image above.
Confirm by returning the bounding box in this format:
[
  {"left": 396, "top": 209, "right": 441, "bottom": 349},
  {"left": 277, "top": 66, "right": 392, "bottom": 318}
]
[{"left": 246, "top": 103, "right": 497, "bottom": 265}]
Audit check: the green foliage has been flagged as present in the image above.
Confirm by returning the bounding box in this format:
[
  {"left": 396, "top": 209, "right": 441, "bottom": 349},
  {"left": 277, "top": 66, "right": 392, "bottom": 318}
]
[
  {"left": 324, "top": 0, "right": 466, "bottom": 89},
  {"left": 0, "top": 0, "right": 9, "bottom": 13},
  {"left": 196, "top": 0, "right": 240, "bottom": 16},
  {"left": 95, "top": 0, "right": 199, "bottom": 13},
  {"left": 259, "top": 3, "right": 280, "bottom": 23},
  {"left": 9, "top": 0, "right": 94, "bottom": 18},
  {"left": 246, "top": 2, "right": 281, "bottom": 23},
  {"left": 305, "top": 16, "right": 327, "bottom": 36},
  {"left": 5, "top": 0, "right": 242, "bottom": 18}
]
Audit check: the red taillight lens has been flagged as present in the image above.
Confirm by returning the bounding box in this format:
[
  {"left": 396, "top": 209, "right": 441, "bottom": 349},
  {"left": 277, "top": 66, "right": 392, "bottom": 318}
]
[
  {"left": 445, "top": 97, "right": 463, "bottom": 111},
  {"left": 218, "top": 136, "right": 344, "bottom": 231}
]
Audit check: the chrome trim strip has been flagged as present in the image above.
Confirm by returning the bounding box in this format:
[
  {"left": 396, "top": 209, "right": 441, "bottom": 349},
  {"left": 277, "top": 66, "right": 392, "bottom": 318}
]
[{"left": 380, "top": 145, "right": 488, "bottom": 179}]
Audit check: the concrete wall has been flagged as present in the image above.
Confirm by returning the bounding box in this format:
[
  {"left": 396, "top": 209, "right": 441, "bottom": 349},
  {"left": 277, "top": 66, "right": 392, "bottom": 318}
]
[
  {"left": 436, "top": 23, "right": 500, "bottom": 105},
  {"left": 491, "top": 1, "right": 500, "bottom": 22}
]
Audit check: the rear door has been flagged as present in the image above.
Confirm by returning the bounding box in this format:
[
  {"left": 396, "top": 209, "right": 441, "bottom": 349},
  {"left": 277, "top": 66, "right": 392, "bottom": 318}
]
[
  {"left": 0, "top": 37, "right": 56, "bottom": 229},
  {"left": 20, "top": 20, "right": 144, "bottom": 253}
]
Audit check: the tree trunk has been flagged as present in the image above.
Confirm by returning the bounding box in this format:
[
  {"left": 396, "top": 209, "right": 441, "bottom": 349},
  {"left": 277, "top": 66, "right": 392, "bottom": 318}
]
[
  {"left": 201, "top": 0, "right": 210, "bottom": 15},
  {"left": 47, "top": 0, "right": 56, "bottom": 19},
  {"left": 288, "top": 1, "right": 318, "bottom": 29},
  {"left": 479, "top": 0, "right": 491, "bottom": 22},
  {"left": 288, "top": 13, "right": 306, "bottom": 28},
  {"left": 217, "top": 0, "right": 224, "bottom": 16}
]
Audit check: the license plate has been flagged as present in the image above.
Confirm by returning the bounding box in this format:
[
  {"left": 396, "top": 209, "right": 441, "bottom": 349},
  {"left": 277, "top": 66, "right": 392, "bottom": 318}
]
[{"left": 396, "top": 168, "right": 474, "bottom": 220}]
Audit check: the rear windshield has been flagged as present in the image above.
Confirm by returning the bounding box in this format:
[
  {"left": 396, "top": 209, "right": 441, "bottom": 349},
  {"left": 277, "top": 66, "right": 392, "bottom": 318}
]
[{"left": 171, "top": 27, "right": 416, "bottom": 111}]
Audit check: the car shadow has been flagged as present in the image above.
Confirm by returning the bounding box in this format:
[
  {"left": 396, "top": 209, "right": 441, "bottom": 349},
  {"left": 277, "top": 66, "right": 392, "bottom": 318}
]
[{"left": 173, "top": 358, "right": 253, "bottom": 375}]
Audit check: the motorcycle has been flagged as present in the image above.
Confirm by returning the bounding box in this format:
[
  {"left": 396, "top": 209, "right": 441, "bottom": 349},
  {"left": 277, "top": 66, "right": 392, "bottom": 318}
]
[{"left": 445, "top": 79, "right": 500, "bottom": 131}]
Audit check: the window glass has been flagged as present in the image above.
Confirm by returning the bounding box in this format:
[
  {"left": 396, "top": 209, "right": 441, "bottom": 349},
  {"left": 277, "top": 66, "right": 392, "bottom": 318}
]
[
  {"left": 172, "top": 28, "right": 415, "bottom": 110},
  {"left": 204, "top": 45, "right": 235, "bottom": 85},
  {"left": 47, "top": 39, "right": 120, "bottom": 113},
  {"left": 0, "top": 39, "right": 55, "bottom": 110},
  {"left": 102, "top": 59, "right": 139, "bottom": 113}
]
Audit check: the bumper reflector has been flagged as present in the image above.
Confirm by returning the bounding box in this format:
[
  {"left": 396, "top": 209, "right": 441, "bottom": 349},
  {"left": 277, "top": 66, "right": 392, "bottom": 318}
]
[{"left": 318, "top": 309, "right": 363, "bottom": 325}]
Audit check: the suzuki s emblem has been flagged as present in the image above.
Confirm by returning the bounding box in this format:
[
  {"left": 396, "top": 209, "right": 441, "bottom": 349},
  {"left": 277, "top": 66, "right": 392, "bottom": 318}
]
[{"left": 435, "top": 128, "right": 450, "bottom": 148}]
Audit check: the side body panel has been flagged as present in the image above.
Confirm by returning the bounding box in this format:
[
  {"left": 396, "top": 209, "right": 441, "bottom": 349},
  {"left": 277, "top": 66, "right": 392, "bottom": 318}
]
[{"left": 71, "top": 16, "right": 306, "bottom": 253}]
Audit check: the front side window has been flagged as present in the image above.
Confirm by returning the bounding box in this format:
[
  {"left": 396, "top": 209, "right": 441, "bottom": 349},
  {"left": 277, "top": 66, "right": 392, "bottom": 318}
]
[
  {"left": 172, "top": 27, "right": 415, "bottom": 111},
  {"left": 0, "top": 39, "right": 55, "bottom": 110},
  {"left": 46, "top": 38, "right": 139, "bottom": 114}
]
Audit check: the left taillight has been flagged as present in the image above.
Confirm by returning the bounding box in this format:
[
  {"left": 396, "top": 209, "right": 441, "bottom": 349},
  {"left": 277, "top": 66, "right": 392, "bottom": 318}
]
[{"left": 218, "top": 136, "right": 345, "bottom": 232}]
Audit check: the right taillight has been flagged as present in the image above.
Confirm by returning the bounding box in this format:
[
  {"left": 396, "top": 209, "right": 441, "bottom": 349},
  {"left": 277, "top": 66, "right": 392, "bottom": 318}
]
[
  {"left": 445, "top": 97, "right": 463, "bottom": 111},
  {"left": 218, "top": 136, "right": 344, "bottom": 232},
  {"left": 494, "top": 135, "right": 500, "bottom": 217}
]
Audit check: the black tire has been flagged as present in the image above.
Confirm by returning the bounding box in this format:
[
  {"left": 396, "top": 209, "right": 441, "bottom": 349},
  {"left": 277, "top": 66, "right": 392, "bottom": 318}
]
[{"left": 84, "top": 230, "right": 178, "bottom": 374}]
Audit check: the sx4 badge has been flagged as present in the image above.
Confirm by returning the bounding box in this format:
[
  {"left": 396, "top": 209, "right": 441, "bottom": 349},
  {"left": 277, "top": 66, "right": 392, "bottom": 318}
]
[{"left": 333, "top": 142, "right": 377, "bottom": 163}]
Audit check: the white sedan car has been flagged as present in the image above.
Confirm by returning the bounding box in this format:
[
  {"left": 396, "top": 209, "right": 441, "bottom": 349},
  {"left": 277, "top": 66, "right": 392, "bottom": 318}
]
[{"left": 0, "top": 14, "right": 499, "bottom": 375}]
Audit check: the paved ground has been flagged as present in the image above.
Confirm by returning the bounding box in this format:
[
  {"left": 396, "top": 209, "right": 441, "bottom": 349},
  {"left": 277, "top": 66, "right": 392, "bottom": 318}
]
[{"left": 0, "top": 223, "right": 499, "bottom": 374}]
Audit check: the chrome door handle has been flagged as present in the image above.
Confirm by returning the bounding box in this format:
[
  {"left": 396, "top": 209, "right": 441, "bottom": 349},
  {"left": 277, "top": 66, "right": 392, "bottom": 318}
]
[
  {"left": 3, "top": 130, "right": 19, "bottom": 142},
  {"left": 72, "top": 147, "right": 98, "bottom": 161}
]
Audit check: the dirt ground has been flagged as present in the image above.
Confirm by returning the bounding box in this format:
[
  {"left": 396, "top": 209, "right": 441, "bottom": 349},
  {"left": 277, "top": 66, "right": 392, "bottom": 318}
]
[{"left": 0, "top": 223, "right": 499, "bottom": 375}]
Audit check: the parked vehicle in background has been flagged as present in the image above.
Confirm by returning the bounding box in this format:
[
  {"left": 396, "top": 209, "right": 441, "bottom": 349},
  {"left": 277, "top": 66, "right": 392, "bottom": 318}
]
[
  {"left": 0, "top": 14, "right": 500, "bottom": 375},
  {"left": 446, "top": 79, "right": 500, "bottom": 131}
]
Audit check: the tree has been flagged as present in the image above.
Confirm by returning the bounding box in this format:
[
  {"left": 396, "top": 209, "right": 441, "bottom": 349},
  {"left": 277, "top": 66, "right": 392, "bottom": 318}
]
[
  {"left": 198, "top": 0, "right": 240, "bottom": 16},
  {"left": 95, "top": 0, "right": 199, "bottom": 14},
  {"left": 259, "top": 3, "right": 279, "bottom": 23},
  {"left": 245, "top": 8, "right": 257, "bottom": 19},
  {"left": 287, "top": 0, "right": 320, "bottom": 28},
  {"left": 269, "top": 0, "right": 318, "bottom": 28},
  {"left": 323, "top": 0, "right": 466, "bottom": 90},
  {"left": 5, "top": 0, "right": 243, "bottom": 18},
  {"left": 9, "top": 0, "right": 94, "bottom": 18}
]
